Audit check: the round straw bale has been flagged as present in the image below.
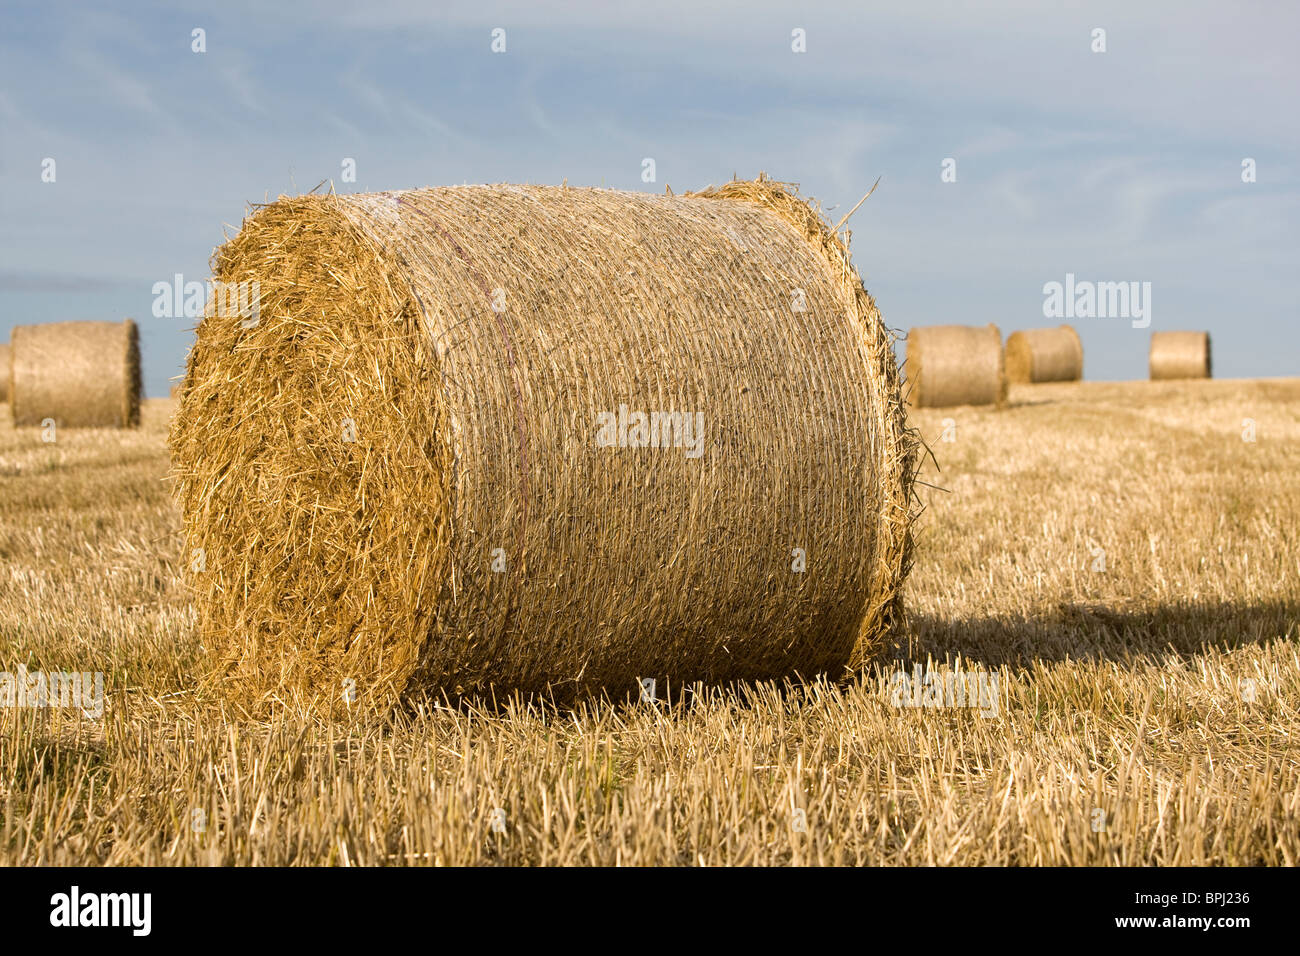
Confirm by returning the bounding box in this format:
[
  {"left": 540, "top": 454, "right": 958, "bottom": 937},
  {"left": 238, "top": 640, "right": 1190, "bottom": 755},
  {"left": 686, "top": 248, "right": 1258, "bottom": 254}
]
[
  {"left": 903, "top": 324, "right": 1007, "bottom": 407},
  {"left": 9, "top": 320, "right": 141, "bottom": 427},
  {"left": 170, "top": 178, "right": 918, "bottom": 713},
  {"left": 1004, "top": 325, "right": 1083, "bottom": 383},
  {"left": 0, "top": 343, "right": 9, "bottom": 404},
  {"left": 1149, "top": 331, "right": 1211, "bottom": 380}
]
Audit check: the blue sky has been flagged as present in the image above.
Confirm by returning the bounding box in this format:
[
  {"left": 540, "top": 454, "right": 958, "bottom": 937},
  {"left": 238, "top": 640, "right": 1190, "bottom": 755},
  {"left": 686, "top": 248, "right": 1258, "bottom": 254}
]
[{"left": 1, "top": 0, "right": 1296, "bottom": 396}]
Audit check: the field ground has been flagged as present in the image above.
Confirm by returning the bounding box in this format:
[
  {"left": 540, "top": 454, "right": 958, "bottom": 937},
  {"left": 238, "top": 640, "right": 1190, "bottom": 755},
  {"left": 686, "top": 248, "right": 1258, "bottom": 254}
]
[{"left": 1, "top": 378, "right": 1297, "bottom": 864}]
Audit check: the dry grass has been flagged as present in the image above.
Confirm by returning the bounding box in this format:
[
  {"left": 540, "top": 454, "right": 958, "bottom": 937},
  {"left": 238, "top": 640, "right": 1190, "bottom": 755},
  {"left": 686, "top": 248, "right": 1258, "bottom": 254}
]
[{"left": 1, "top": 378, "right": 1298, "bottom": 865}]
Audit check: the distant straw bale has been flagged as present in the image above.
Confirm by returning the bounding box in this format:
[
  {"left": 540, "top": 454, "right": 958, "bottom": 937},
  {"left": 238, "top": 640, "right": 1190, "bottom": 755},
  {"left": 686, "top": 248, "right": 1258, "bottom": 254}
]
[
  {"left": 0, "top": 343, "right": 9, "bottom": 404},
  {"left": 1005, "top": 325, "right": 1083, "bottom": 383},
  {"left": 1149, "top": 331, "right": 1211, "bottom": 380},
  {"left": 904, "top": 324, "right": 1006, "bottom": 407},
  {"left": 170, "top": 177, "right": 919, "bottom": 713},
  {"left": 9, "top": 320, "right": 141, "bottom": 427}
]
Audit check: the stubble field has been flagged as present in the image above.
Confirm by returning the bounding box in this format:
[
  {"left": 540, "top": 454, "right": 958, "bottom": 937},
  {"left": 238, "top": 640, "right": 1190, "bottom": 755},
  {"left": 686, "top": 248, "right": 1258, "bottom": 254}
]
[{"left": 1, "top": 378, "right": 1297, "bottom": 865}]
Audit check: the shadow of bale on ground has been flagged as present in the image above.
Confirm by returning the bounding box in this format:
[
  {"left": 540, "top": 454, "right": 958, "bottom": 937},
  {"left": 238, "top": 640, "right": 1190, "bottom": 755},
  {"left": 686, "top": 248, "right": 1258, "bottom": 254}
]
[{"left": 888, "top": 598, "right": 1299, "bottom": 669}]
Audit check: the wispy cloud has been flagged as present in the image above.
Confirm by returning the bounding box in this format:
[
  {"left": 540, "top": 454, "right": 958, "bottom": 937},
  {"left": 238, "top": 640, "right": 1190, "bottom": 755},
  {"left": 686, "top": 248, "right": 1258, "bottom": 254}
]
[
  {"left": 1, "top": 0, "right": 1296, "bottom": 393},
  {"left": 217, "top": 55, "right": 266, "bottom": 116},
  {"left": 0, "top": 270, "right": 133, "bottom": 293},
  {"left": 87, "top": 55, "right": 166, "bottom": 120}
]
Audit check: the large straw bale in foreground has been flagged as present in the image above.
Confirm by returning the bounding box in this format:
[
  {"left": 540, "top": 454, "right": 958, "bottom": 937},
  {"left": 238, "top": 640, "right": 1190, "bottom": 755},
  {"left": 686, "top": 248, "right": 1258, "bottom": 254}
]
[
  {"left": 170, "top": 178, "right": 918, "bottom": 712},
  {"left": 904, "top": 324, "right": 1006, "bottom": 407},
  {"left": 9, "top": 320, "right": 140, "bottom": 427},
  {"left": 0, "top": 343, "right": 9, "bottom": 403},
  {"left": 1005, "top": 325, "right": 1083, "bottom": 383},
  {"left": 1149, "top": 331, "right": 1211, "bottom": 380}
]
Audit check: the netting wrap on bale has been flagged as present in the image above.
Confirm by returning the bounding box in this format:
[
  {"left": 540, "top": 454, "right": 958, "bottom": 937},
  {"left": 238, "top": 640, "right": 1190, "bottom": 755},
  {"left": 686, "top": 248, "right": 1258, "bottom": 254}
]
[
  {"left": 1005, "top": 325, "right": 1083, "bottom": 383},
  {"left": 9, "top": 320, "right": 141, "bottom": 428},
  {"left": 1149, "top": 331, "right": 1211, "bottom": 380},
  {"left": 903, "top": 324, "right": 1006, "bottom": 408},
  {"left": 169, "top": 178, "right": 919, "bottom": 713}
]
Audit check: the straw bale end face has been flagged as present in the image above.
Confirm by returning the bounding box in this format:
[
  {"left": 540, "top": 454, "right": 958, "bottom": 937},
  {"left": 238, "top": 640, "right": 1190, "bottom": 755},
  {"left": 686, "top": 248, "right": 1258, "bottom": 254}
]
[
  {"left": 170, "top": 179, "right": 918, "bottom": 715},
  {"left": 8, "top": 320, "right": 141, "bottom": 428}
]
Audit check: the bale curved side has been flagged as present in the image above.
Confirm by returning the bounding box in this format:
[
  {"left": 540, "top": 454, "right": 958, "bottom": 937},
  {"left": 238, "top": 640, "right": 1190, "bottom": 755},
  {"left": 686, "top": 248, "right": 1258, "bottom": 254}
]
[
  {"left": 170, "top": 179, "right": 918, "bottom": 714},
  {"left": 904, "top": 324, "right": 1006, "bottom": 407},
  {"left": 1005, "top": 325, "right": 1083, "bottom": 383},
  {"left": 9, "top": 320, "right": 140, "bottom": 427},
  {"left": 688, "top": 178, "right": 917, "bottom": 672},
  {"left": 1150, "top": 331, "right": 1211, "bottom": 380}
]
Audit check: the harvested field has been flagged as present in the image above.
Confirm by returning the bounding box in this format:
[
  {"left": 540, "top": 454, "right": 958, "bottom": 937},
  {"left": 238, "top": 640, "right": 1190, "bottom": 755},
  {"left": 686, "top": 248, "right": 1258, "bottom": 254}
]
[{"left": 0, "top": 379, "right": 1297, "bottom": 865}]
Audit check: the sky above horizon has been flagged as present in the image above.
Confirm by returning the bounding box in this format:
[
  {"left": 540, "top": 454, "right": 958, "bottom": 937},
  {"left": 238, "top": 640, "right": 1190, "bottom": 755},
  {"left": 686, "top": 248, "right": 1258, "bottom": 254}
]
[{"left": 2, "top": 0, "right": 1296, "bottom": 397}]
